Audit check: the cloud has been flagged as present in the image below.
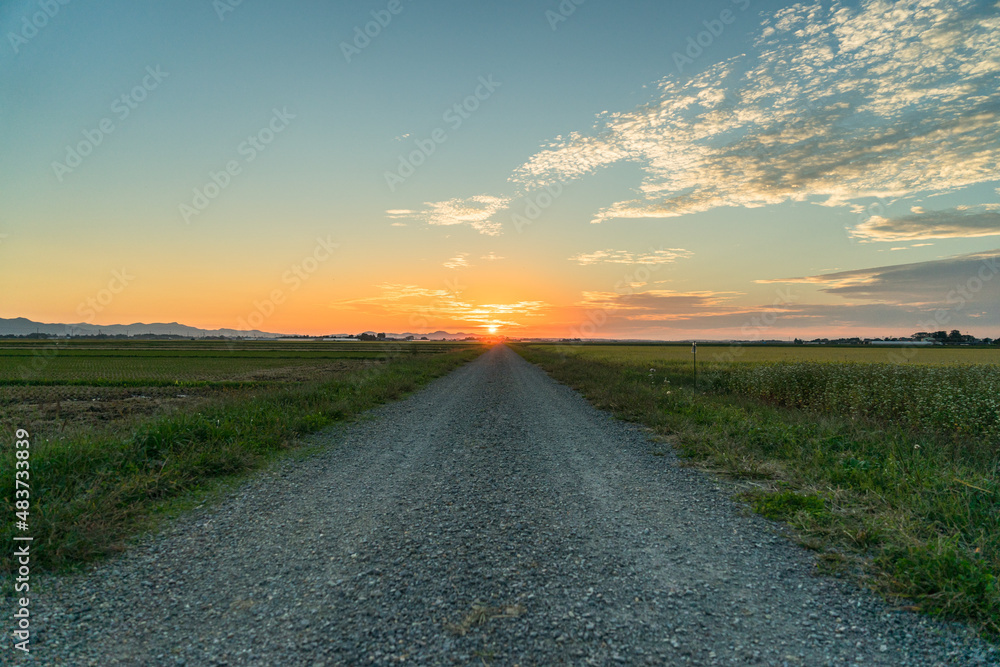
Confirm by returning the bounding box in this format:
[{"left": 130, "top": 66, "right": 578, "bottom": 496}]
[
  {"left": 568, "top": 248, "right": 693, "bottom": 265},
  {"left": 385, "top": 196, "right": 510, "bottom": 236},
  {"left": 481, "top": 252, "right": 504, "bottom": 261},
  {"left": 330, "top": 283, "right": 548, "bottom": 329},
  {"left": 851, "top": 206, "right": 1000, "bottom": 241},
  {"left": 508, "top": 0, "right": 1000, "bottom": 223},
  {"left": 757, "top": 250, "right": 1000, "bottom": 307},
  {"left": 579, "top": 290, "right": 744, "bottom": 318},
  {"left": 564, "top": 251, "right": 1000, "bottom": 335},
  {"left": 443, "top": 253, "right": 470, "bottom": 269}
]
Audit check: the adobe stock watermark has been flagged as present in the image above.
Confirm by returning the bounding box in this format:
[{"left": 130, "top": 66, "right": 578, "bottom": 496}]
[
  {"left": 7, "top": 0, "right": 71, "bottom": 55},
  {"left": 76, "top": 268, "right": 135, "bottom": 323},
  {"left": 556, "top": 246, "right": 676, "bottom": 351},
  {"left": 546, "top": 0, "right": 586, "bottom": 31},
  {"left": 712, "top": 287, "right": 796, "bottom": 363},
  {"left": 179, "top": 107, "right": 295, "bottom": 224},
  {"left": 12, "top": 270, "right": 132, "bottom": 380},
  {"left": 509, "top": 180, "right": 572, "bottom": 234},
  {"left": 340, "top": 0, "right": 410, "bottom": 63},
  {"left": 213, "top": 0, "right": 245, "bottom": 21},
  {"left": 888, "top": 254, "right": 1000, "bottom": 363},
  {"left": 673, "top": 0, "right": 751, "bottom": 73},
  {"left": 51, "top": 66, "right": 169, "bottom": 182},
  {"left": 384, "top": 75, "right": 501, "bottom": 192},
  {"left": 408, "top": 277, "right": 464, "bottom": 332},
  {"left": 236, "top": 236, "right": 338, "bottom": 331}
]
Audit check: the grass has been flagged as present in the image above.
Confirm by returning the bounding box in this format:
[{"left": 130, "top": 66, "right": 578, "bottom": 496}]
[
  {"left": 554, "top": 342, "right": 1000, "bottom": 366},
  {"left": 0, "top": 342, "right": 483, "bottom": 574},
  {"left": 514, "top": 343, "right": 1000, "bottom": 637},
  {"left": 709, "top": 361, "right": 1000, "bottom": 439}
]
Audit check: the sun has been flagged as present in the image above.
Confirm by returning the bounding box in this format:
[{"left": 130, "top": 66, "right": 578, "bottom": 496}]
[{"left": 488, "top": 324, "right": 499, "bottom": 334}]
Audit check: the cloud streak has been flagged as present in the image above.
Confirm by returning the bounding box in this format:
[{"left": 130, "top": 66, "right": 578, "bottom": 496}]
[
  {"left": 568, "top": 248, "right": 693, "bottom": 265},
  {"left": 758, "top": 250, "right": 1000, "bottom": 308},
  {"left": 851, "top": 206, "right": 1000, "bottom": 241},
  {"left": 331, "top": 283, "right": 548, "bottom": 330}
]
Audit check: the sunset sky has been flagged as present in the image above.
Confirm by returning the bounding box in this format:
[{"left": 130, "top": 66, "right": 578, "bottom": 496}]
[{"left": 2, "top": 0, "right": 999, "bottom": 339}]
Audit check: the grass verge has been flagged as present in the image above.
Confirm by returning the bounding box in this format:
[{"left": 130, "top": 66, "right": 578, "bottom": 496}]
[
  {"left": 0, "top": 347, "right": 482, "bottom": 574},
  {"left": 513, "top": 344, "right": 999, "bottom": 637}
]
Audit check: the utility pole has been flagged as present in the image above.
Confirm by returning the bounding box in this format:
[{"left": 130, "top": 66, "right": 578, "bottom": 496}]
[{"left": 692, "top": 341, "right": 697, "bottom": 390}]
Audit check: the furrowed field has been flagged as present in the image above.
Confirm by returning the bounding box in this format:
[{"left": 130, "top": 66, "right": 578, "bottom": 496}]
[
  {"left": 515, "top": 343, "right": 1000, "bottom": 636},
  {"left": 0, "top": 340, "right": 482, "bottom": 573}
]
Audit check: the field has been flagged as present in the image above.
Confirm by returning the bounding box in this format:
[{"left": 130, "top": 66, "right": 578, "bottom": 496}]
[
  {"left": 515, "top": 343, "right": 1000, "bottom": 636},
  {"left": 548, "top": 343, "right": 1000, "bottom": 440},
  {"left": 0, "top": 339, "right": 464, "bottom": 438},
  {"left": 552, "top": 342, "right": 1000, "bottom": 365},
  {"left": 0, "top": 339, "right": 482, "bottom": 573}
]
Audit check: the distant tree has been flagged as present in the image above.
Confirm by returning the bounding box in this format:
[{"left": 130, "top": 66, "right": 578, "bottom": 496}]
[
  {"left": 376, "top": 332, "right": 386, "bottom": 340},
  {"left": 947, "top": 329, "right": 963, "bottom": 343},
  {"left": 931, "top": 331, "right": 948, "bottom": 342},
  {"left": 793, "top": 338, "right": 803, "bottom": 345}
]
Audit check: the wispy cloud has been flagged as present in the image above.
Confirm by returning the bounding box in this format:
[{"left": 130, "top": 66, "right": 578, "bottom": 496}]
[
  {"left": 508, "top": 0, "right": 1000, "bottom": 223},
  {"left": 851, "top": 206, "right": 1000, "bottom": 241},
  {"left": 443, "top": 253, "right": 470, "bottom": 269},
  {"left": 481, "top": 252, "right": 504, "bottom": 261},
  {"left": 330, "top": 283, "right": 548, "bottom": 329},
  {"left": 569, "top": 248, "right": 692, "bottom": 265},
  {"left": 385, "top": 195, "right": 510, "bottom": 235},
  {"left": 579, "top": 290, "right": 744, "bottom": 319}
]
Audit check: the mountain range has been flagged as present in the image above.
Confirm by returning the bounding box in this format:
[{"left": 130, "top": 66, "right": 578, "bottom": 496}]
[{"left": 0, "top": 317, "right": 479, "bottom": 340}]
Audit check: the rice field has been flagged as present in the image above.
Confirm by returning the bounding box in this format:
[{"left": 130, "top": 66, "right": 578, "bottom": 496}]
[{"left": 0, "top": 339, "right": 474, "bottom": 439}]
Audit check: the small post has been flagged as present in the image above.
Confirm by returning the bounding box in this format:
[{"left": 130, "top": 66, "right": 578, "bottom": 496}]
[{"left": 692, "top": 341, "right": 697, "bottom": 390}]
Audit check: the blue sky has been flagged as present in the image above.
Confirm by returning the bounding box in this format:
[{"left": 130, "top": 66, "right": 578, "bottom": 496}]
[{"left": 2, "top": 0, "right": 998, "bottom": 338}]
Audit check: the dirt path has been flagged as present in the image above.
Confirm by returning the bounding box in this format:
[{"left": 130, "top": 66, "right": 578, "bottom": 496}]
[{"left": 27, "top": 345, "right": 996, "bottom": 665}]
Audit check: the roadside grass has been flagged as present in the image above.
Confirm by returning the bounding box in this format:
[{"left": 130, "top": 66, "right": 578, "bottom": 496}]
[
  {"left": 513, "top": 344, "right": 1000, "bottom": 637},
  {"left": 0, "top": 347, "right": 482, "bottom": 574}
]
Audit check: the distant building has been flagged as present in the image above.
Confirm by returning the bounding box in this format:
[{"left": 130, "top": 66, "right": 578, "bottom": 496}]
[{"left": 869, "top": 340, "right": 936, "bottom": 346}]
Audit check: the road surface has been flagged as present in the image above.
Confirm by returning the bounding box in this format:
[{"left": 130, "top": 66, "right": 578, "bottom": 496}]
[{"left": 30, "top": 345, "right": 996, "bottom": 665}]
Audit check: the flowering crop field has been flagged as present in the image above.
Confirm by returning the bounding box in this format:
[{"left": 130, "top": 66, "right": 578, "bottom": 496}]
[
  {"left": 710, "top": 362, "right": 1000, "bottom": 441},
  {"left": 551, "top": 342, "right": 1000, "bottom": 366},
  {"left": 546, "top": 343, "right": 1000, "bottom": 441}
]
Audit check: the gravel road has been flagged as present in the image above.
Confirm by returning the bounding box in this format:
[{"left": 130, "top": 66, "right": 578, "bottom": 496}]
[{"left": 21, "top": 345, "right": 998, "bottom": 665}]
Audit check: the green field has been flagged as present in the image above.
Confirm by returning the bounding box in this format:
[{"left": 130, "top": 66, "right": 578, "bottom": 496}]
[
  {"left": 0, "top": 340, "right": 467, "bottom": 437},
  {"left": 550, "top": 342, "right": 1000, "bottom": 366},
  {"left": 516, "top": 343, "right": 1000, "bottom": 636},
  {"left": 543, "top": 343, "right": 1000, "bottom": 441},
  {"left": 0, "top": 340, "right": 483, "bottom": 574}
]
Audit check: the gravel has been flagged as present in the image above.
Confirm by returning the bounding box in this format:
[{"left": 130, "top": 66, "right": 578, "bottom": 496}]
[{"left": 18, "top": 345, "right": 999, "bottom": 665}]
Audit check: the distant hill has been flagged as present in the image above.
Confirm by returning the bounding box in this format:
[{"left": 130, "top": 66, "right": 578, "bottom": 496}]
[
  {"left": 0, "top": 317, "right": 482, "bottom": 340},
  {"left": 0, "top": 317, "right": 286, "bottom": 339}
]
